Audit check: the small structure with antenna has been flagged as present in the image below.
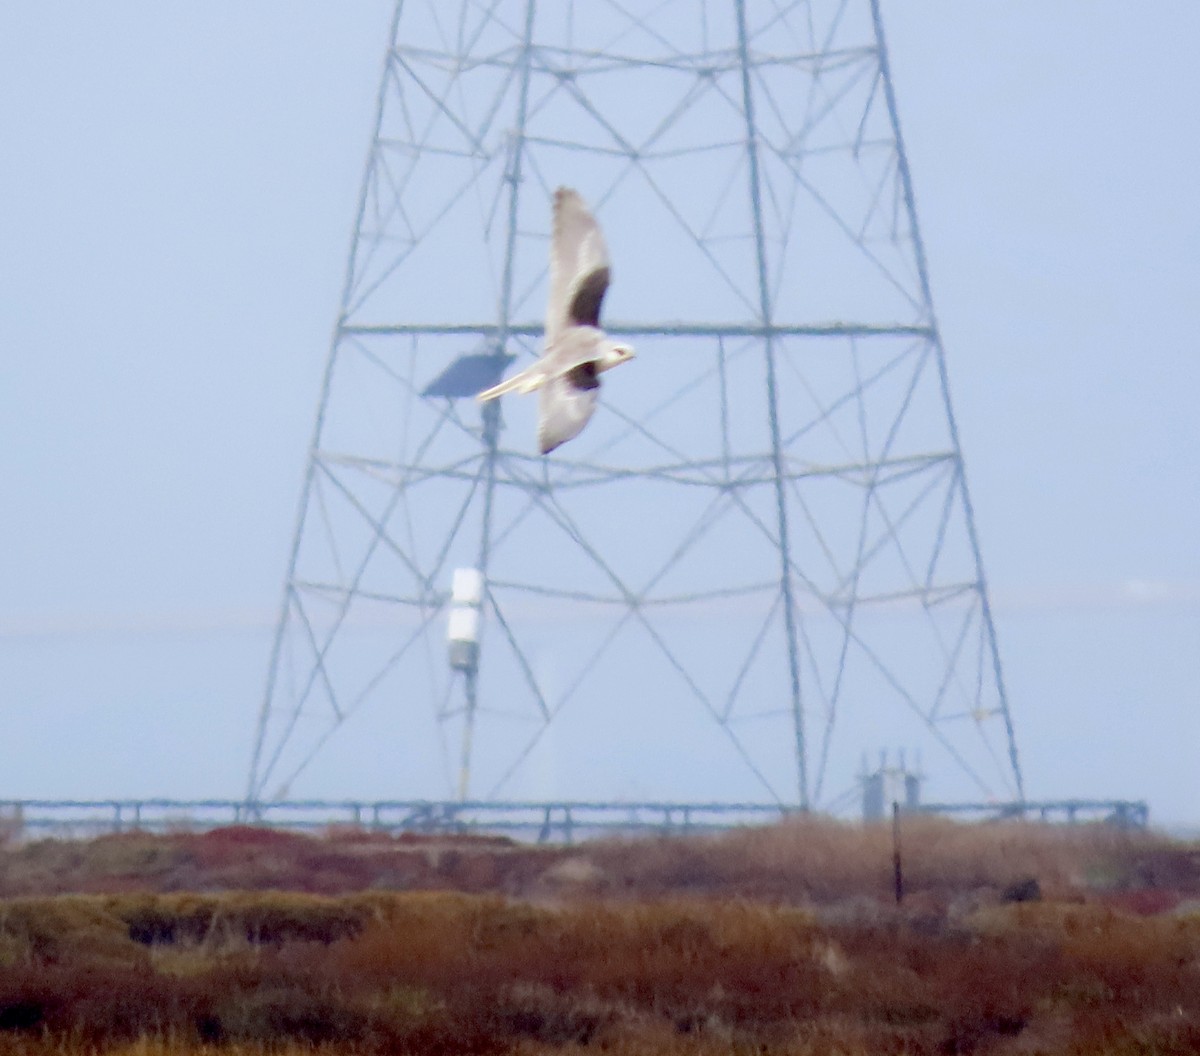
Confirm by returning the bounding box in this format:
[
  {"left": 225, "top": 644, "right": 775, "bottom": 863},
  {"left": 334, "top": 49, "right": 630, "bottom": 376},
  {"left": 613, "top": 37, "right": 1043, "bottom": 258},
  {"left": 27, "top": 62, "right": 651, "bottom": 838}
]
[{"left": 861, "top": 750, "right": 923, "bottom": 822}]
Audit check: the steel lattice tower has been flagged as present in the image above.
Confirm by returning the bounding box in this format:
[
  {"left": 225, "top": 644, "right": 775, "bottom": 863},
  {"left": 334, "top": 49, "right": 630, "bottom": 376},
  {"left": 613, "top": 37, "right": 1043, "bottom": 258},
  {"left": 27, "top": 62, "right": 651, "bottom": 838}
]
[{"left": 247, "top": 0, "right": 1024, "bottom": 811}]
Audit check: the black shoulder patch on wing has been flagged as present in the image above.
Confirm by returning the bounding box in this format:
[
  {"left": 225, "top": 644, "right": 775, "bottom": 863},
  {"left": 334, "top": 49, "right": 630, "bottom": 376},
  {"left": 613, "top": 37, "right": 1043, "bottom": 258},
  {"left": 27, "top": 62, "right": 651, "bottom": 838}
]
[
  {"left": 568, "top": 266, "right": 610, "bottom": 328},
  {"left": 567, "top": 360, "right": 600, "bottom": 390}
]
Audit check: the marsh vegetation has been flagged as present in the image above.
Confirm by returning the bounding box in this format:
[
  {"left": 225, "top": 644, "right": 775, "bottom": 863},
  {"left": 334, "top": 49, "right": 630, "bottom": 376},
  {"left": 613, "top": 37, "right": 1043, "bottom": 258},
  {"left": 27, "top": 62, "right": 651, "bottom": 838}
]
[{"left": 0, "top": 818, "right": 1196, "bottom": 1054}]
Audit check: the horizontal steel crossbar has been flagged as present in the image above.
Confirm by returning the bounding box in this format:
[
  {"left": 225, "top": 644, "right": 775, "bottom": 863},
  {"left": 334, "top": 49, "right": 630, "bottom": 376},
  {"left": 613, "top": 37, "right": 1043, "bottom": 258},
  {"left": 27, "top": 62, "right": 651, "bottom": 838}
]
[{"left": 340, "top": 322, "right": 936, "bottom": 339}]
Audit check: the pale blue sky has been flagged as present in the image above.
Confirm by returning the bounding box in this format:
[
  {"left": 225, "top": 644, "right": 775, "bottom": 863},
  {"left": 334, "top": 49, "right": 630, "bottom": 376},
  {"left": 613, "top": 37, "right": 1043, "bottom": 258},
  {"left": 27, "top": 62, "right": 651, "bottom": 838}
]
[{"left": 1, "top": 4, "right": 1197, "bottom": 824}]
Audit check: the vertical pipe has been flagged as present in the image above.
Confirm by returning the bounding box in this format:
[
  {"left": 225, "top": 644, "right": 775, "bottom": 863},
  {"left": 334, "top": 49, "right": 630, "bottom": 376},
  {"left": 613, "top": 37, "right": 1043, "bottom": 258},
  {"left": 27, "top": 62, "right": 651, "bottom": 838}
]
[
  {"left": 458, "top": 0, "right": 539, "bottom": 800},
  {"left": 247, "top": 1, "right": 405, "bottom": 804},
  {"left": 733, "top": 0, "right": 808, "bottom": 809},
  {"left": 868, "top": 0, "right": 1023, "bottom": 800}
]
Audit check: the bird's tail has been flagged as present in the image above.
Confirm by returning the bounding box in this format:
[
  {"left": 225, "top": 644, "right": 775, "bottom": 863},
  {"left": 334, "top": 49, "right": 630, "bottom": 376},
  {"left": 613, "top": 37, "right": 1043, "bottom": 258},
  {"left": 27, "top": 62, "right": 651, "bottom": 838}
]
[{"left": 476, "top": 365, "right": 547, "bottom": 402}]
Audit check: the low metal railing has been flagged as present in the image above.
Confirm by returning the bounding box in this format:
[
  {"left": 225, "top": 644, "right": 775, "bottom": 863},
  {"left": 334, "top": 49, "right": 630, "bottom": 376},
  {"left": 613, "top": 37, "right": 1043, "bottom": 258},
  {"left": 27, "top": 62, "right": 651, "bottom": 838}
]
[
  {"left": 914, "top": 798, "right": 1150, "bottom": 828},
  {"left": 0, "top": 796, "right": 1148, "bottom": 843},
  {"left": 0, "top": 799, "right": 794, "bottom": 843}
]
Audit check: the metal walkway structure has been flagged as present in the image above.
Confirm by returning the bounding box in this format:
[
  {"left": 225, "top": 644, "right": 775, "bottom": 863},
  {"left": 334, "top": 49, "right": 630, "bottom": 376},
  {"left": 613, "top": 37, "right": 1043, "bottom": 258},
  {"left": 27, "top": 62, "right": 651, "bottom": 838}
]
[
  {"left": 248, "top": 0, "right": 1024, "bottom": 812},
  {"left": 0, "top": 799, "right": 1148, "bottom": 844}
]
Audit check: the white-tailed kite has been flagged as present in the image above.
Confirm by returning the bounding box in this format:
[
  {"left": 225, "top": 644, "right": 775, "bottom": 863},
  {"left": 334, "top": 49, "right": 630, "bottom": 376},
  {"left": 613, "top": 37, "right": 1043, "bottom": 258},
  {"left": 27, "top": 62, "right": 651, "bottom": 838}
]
[{"left": 476, "top": 187, "right": 634, "bottom": 453}]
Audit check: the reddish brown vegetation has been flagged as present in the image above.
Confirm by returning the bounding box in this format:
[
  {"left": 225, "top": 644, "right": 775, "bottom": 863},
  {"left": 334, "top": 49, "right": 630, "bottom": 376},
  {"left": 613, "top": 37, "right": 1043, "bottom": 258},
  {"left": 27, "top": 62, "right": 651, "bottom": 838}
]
[
  {"left": 2, "top": 815, "right": 1197, "bottom": 906},
  {"left": 0, "top": 818, "right": 1197, "bottom": 1054}
]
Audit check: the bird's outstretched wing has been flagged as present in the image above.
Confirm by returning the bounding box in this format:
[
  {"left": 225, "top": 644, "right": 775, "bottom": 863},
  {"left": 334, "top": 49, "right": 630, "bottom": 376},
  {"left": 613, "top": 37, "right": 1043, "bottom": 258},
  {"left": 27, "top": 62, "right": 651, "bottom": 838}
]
[
  {"left": 476, "top": 327, "right": 604, "bottom": 402},
  {"left": 475, "top": 360, "right": 549, "bottom": 402},
  {"left": 546, "top": 188, "right": 610, "bottom": 345},
  {"left": 537, "top": 363, "right": 600, "bottom": 454}
]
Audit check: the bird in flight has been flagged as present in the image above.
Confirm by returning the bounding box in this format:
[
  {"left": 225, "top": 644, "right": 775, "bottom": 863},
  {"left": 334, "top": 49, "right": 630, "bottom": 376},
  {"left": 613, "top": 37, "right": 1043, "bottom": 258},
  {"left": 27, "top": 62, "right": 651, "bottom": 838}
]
[{"left": 476, "top": 187, "right": 634, "bottom": 454}]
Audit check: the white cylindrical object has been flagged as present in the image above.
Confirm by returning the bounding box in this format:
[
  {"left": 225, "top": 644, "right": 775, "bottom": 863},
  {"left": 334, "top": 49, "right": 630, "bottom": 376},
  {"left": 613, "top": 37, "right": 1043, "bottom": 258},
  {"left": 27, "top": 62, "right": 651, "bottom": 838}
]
[
  {"left": 447, "top": 567, "right": 484, "bottom": 672},
  {"left": 451, "top": 567, "right": 484, "bottom": 608},
  {"left": 447, "top": 605, "right": 480, "bottom": 645}
]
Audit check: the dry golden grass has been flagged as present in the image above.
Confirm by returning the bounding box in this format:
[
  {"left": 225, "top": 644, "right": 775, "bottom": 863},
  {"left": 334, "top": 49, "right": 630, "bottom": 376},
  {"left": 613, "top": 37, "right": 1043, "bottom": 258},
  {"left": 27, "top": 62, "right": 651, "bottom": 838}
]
[
  {"left": 0, "top": 820, "right": 1196, "bottom": 1053},
  {"left": 584, "top": 814, "right": 1174, "bottom": 904},
  {"left": 0, "top": 816, "right": 1192, "bottom": 905},
  {"left": 0, "top": 882, "right": 1195, "bottom": 1054}
]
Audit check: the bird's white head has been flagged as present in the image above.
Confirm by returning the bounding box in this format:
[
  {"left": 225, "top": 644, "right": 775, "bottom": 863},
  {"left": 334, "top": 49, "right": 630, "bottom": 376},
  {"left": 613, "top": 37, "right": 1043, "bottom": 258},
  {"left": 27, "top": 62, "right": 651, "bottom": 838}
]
[{"left": 597, "top": 341, "right": 635, "bottom": 374}]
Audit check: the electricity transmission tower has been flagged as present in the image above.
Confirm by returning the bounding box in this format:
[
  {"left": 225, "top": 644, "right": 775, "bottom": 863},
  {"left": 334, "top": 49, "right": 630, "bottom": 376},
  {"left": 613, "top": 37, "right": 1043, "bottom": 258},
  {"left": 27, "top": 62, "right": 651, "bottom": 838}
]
[{"left": 247, "top": 0, "right": 1024, "bottom": 812}]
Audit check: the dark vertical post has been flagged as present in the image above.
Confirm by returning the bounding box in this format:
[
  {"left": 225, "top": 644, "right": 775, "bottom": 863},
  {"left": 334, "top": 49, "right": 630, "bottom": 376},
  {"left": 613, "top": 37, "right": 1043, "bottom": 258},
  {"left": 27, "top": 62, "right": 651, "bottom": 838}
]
[{"left": 892, "top": 800, "right": 904, "bottom": 905}]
